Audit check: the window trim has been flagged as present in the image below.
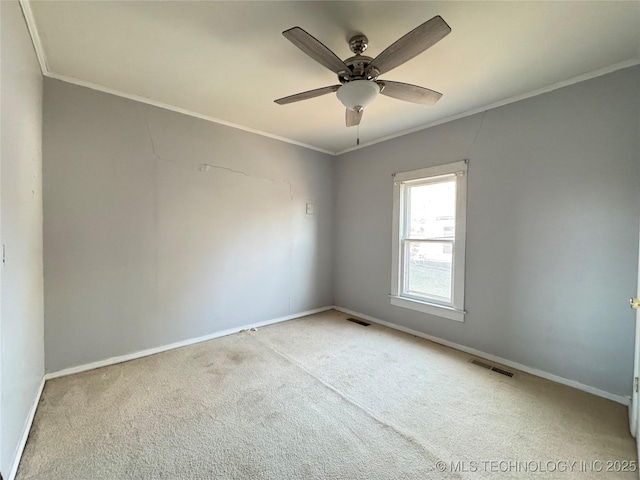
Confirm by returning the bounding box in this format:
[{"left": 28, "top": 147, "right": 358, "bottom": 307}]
[{"left": 390, "top": 160, "right": 468, "bottom": 322}]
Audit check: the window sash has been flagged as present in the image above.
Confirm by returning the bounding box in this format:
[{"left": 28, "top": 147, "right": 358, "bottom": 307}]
[
  {"left": 401, "top": 240, "right": 454, "bottom": 305},
  {"left": 402, "top": 175, "right": 457, "bottom": 241},
  {"left": 402, "top": 238, "right": 454, "bottom": 243},
  {"left": 390, "top": 160, "right": 467, "bottom": 320}
]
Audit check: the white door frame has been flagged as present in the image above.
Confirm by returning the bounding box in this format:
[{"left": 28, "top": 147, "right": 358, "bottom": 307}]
[{"left": 630, "top": 225, "right": 640, "bottom": 446}]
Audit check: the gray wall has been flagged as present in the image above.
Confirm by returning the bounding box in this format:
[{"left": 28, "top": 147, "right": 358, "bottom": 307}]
[
  {"left": 43, "top": 79, "right": 334, "bottom": 373},
  {"left": 42, "top": 62, "right": 640, "bottom": 397},
  {"left": 1, "top": 1, "right": 45, "bottom": 476},
  {"left": 334, "top": 66, "right": 640, "bottom": 397}
]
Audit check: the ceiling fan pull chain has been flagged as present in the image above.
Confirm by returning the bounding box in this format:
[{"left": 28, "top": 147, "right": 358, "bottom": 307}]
[{"left": 357, "top": 123, "right": 360, "bottom": 146}]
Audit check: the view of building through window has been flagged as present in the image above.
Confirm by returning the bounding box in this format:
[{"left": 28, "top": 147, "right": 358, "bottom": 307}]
[{"left": 404, "top": 179, "right": 456, "bottom": 302}]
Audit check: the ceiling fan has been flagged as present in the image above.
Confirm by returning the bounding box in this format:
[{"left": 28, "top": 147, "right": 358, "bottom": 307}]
[{"left": 274, "top": 15, "right": 451, "bottom": 127}]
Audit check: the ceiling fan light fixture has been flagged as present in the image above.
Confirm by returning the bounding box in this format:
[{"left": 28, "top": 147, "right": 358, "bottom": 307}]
[{"left": 336, "top": 80, "right": 380, "bottom": 111}]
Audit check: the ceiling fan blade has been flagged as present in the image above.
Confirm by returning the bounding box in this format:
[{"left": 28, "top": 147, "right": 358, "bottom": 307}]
[
  {"left": 378, "top": 81, "right": 442, "bottom": 105},
  {"left": 346, "top": 108, "right": 363, "bottom": 127},
  {"left": 283, "top": 27, "right": 350, "bottom": 74},
  {"left": 274, "top": 85, "right": 341, "bottom": 105},
  {"left": 368, "top": 16, "right": 451, "bottom": 76}
]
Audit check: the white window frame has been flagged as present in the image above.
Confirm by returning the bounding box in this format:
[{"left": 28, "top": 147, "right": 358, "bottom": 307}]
[{"left": 390, "top": 160, "right": 468, "bottom": 322}]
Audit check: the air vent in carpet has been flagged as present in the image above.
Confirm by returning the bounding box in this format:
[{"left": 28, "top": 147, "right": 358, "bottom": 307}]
[
  {"left": 347, "top": 318, "right": 370, "bottom": 327},
  {"left": 469, "top": 359, "right": 492, "bottom": 370},
  {"left": 469, "top": 359, "right": 515, "bottom": 378},
  {"left": 491, "top": 367, "right": 515, "bottom": 378}
]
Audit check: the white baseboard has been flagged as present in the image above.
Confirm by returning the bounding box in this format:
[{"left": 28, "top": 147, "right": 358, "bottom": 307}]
[
  {"left": 7, "top": 377, "right": 45, "bottom": 480},
  {"left": 44, "top": 306, "right": 333, "bottom": 380},
  {"left": 333, "top": 306, "right": 631, "bottom": 406}
]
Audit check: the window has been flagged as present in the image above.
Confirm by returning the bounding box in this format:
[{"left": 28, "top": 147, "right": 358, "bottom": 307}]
[{"left": 390, "top": 160, "right": 467, "bottom": 322}]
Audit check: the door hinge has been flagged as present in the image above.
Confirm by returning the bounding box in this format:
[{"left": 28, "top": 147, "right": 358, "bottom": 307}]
[
  {"left": 631, "top": 298, "right": 640, "bottom": 310},
  {"left": 634, "top": 377, "right": 638, "bottom": 393}
]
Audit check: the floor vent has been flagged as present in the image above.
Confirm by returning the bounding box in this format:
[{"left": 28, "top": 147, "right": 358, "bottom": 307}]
[
  {"left": 347, "top": 318, "right": 371, "bottom": 327},
  {"left": 469, "top": 359, "right": 493, "bottom": 370},
  {"left": 469, "top": 359, "right": 515, "bottom": 378}
]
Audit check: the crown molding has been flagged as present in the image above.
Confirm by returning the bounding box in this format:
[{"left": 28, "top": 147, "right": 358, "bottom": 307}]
[
  {"left": 44, "top": 72, "right": 336, "bottom": 155},
  {"left": 19, "top": 0, "right": 640, "bottom": 157},
  {"left": 17, "top": 0, "right": 335, "bottom": 156},
  {"left": 335, "top": 58, "right": 640, "bottom": 155},
  {"left": 19, "top": 0, "right": 48, "bottom": 73}
]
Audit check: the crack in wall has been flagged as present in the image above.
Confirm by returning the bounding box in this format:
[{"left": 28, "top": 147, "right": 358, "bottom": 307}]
[
  {"left": 145, "top": 119, "right": 172, "bottom": 164},
  {"left": 200, "top": 163, "right": 294, "bottom": 200},
  {"left": 145, "top": 118, "right": 294, "bottom": 198},
  {"left": 470, "top": 110, "right": 488, "bottom": 153},
  {"left": 199, "top": 163, "right": 251, "bottom": 177}
]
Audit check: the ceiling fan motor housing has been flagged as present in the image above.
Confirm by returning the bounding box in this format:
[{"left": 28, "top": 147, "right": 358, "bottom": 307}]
[{"left": 342, "top": 55, "right": 376, "bottom": 81}]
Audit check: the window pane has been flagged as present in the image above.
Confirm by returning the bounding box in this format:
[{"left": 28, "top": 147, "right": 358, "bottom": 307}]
[
  {"left": 405, "top": 241, "right": 452, "bottom": 302},
  {"left": 407, "top": 180, "right": 456, "bottom": 239}
]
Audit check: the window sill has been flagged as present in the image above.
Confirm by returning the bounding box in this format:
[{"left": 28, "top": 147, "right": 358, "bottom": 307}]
[{"left": 389, "top": 295, "right": 465, "bottom": 322}]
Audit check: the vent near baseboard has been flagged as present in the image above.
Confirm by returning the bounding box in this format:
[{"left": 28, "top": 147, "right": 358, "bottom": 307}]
[
  {"left": 469, "top": 359, "right": 515, "bottom": 378},
  {"left": 347, "top": 318, "right": 370, "bottom": 327}
]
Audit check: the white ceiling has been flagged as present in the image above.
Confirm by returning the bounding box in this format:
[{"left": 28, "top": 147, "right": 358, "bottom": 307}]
[{"left": 26, "top": 1, "right": 640, "bottom": 154}]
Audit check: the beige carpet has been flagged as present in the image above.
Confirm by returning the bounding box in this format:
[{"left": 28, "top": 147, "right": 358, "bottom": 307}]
[{"left": 17, "top": 310, "right": 637, "bottom": 479}]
